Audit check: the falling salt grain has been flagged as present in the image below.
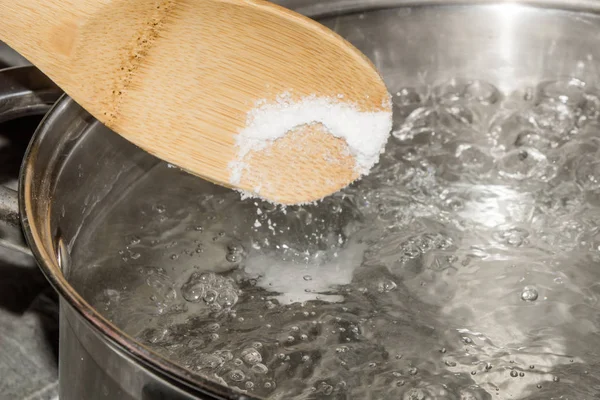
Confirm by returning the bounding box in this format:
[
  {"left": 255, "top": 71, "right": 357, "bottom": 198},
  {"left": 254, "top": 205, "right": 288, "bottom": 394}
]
[{"left": 229, "top": 93, "right": 392, "bottom": 201}]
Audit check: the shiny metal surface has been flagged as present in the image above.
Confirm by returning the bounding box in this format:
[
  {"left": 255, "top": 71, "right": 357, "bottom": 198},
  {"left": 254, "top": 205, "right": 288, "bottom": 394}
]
[
  {"left": 4, "top": 0, "right": 600, "bottom": 399},
  {"left": 277, "top": 0, "right": 600, "bottom": 17},
  {"left": 0, "top": 66, "right": 60, "bottom": 254},
  {"left": 60, "top": 298, "right": 227, "bottom": 400}
]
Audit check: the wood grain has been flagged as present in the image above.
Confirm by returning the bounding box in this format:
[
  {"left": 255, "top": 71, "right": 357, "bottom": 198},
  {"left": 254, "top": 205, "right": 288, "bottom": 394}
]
[{"left": 0, "top": 0, "right": 390, "bottom": 204}]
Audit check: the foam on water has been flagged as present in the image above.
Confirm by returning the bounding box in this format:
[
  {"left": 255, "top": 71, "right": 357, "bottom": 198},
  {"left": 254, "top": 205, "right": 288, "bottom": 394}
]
[{"left": 69, "top": 76, "right": 600, "bottom": 399}]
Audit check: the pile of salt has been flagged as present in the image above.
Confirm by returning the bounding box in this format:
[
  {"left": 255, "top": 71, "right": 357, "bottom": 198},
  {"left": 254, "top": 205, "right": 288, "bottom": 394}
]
[{"left": 228, "top": 93, "right": 393, "bottom": 201}]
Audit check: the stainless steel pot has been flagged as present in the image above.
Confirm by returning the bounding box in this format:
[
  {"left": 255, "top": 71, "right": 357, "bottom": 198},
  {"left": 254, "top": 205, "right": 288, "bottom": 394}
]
[{"left": 3, "top": 0, "right": 600, "bottom": 399}]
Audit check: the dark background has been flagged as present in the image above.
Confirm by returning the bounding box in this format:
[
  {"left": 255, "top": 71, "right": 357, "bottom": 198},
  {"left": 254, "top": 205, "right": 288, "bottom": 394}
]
[{"left": 0, "top": 44, "right": 59, "bottom": 400}]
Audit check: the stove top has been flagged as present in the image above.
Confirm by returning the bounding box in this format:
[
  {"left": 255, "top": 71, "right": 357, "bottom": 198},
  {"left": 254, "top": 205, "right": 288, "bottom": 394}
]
[{"left": 0, "top": 43, "right": 59, "bottom": 400}]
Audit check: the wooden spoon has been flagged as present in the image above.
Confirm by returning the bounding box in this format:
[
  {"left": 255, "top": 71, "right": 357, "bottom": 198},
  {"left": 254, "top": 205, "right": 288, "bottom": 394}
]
[{"left": 0, "top": 0, "right": 391, "bottom": 205}]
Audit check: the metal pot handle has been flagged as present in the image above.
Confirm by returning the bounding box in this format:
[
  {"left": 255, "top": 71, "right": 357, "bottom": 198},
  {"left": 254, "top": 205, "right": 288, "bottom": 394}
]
[{"left": 0, "top": 66, "right": 62, "bottom": 254}]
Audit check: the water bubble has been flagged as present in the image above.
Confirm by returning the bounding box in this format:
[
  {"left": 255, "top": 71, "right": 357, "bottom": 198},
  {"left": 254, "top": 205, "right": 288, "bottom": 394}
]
[
  {"left": 575, "top": 153, "right": 600, "bottom": 191},
  {"left": 226, "top": 253, "right": 241, "bottom": 263},
  {"left": 394, "top": 87, "right": 422, "bottom": 107},
  {"left": 510, "top": 370, "right": 519, "bottom": 377},
  {"left": 303, "top": 275, "right": 313, "bottom": 281},
  {"left": 521, "top": 286, "right": 539, "bottom": 301},
  {"left": 251, "top": 363, "right": 268, "bottom": 374},
  {"left": 204, "top": 289, "right": 218, "bottom": 304},
  {"left": 495, "top": 227, "right": 529, "bottom": 247},
  {"left": 537, "top": 78, "right": 586, "bottom": 108},
  {"left": 514, "top": 130, "right": 556, "bottom": 150},
  {"left": 214, "top": 350, "right": 233, "bottom": 361},
  {"left": 377, "top": 279, "right": 398, "bottom": 293},
  {"left": 393, "top": 107, "right": 462, "bottom": 143},
  {"left": 435, "top": 79, "right": 468, "bottom": 103},
  {"left": 181, "top": 277, "right": 206, "bottom": 303},
  {"left": 435, "top": 78, "right": 501, "bottom": 106},
  {"left": 241, "top": 348, "right": 262, "bottom": 365},
  {"left": 318, "top": 383, "right": 334, "bottom": 396},
  {"left": 230, "top": 370, "right": 245, "bottom": 382},
  {"left": 493, "top": 111, "right": 537, "bottom": 144},
  {"left": 265, "top": 301, "right": 276, "bottom": 310},
  {"left": 409, "top": 367, "right": 418, "bottom": 375},
  {"left": 143, "top": 269, "right": 177, "bottom": 311},
  {"left": 226, "top": 243, "right": 241, "bottom": 253},
  {"left": 225, "top": 242, "right": 244, "bottom": 263},
  {"left": 198, "top": 273, "right": 215, "bottom": 285},
  {"left": 444, "top": 196, "right": 464, "bottom": 211},
  {"left": 195, "top": 354, "right": 224, "bottom": 370},
  {"left": 455, "top": 144, "right": 494, "bottom": 173},
  {"left": 465, "top": 80, "right": 501, "bottom": 105},
  {"left": 188, "top": 338, "right": 205, "bottom": 348},
  {"left": 444, "top": 360, "right": 457, "bottom": 367},
  {"left": 402, "top": 388, "right": 430, "bottom": 400},
  {"left": 498, "top": 148, "right": 556, "bottom": 181},
  {"left": 153, "top": 204, "right": 166, "bottom": 213},
  {"left": 217, "top": 289, "right": 238, "bottom": 308}
]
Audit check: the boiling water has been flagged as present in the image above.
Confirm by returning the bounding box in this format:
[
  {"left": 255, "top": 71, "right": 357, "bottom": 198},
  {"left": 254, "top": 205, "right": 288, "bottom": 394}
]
[{"left": 70, "top": 77, "right": 600, "bottom": 399}]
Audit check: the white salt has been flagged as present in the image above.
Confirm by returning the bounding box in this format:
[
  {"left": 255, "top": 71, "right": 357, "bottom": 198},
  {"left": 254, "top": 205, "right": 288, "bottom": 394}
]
[{"left": 229, "top": 92, "right": 393, "bottom": 190}]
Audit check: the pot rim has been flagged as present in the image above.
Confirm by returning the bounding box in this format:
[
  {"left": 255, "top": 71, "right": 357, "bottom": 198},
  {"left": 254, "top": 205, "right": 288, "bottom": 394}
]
[
  {"left": 18, "top": 0, "right": 600, "bottom": 398},
  {"left": 283, "top": 0, "right": 600, "bottom": 18}
]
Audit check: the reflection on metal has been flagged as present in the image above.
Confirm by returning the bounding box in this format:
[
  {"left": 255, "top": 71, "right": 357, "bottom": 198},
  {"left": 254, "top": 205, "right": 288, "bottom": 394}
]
[{"left": 0, "top": 66, "right": 61, "bottom": 256}]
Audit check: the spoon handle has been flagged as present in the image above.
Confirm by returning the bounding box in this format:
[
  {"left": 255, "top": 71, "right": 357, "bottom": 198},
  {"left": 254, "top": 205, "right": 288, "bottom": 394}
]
[{"left": 0, "top": 0, "right": 101, "bottom": 70}]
